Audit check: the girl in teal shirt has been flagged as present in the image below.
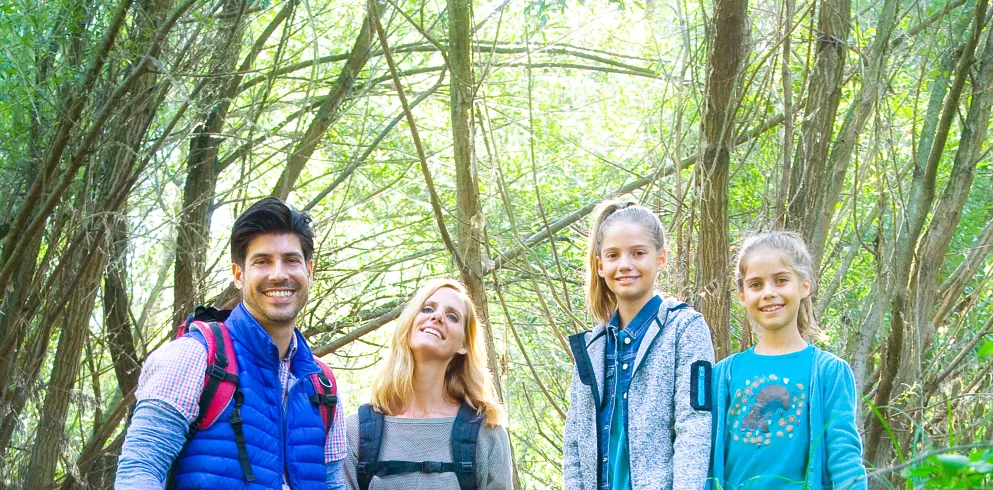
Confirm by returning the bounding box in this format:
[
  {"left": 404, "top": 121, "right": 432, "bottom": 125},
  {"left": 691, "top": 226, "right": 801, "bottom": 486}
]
[{"left": 708, "top": 232, "right": 866, "bottom": 490}]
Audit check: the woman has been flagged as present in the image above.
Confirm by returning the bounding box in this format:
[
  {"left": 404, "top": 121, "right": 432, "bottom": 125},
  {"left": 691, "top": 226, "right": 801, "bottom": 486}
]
[{"left": 344, "top": 279, "right": 512, "bottom": 490}]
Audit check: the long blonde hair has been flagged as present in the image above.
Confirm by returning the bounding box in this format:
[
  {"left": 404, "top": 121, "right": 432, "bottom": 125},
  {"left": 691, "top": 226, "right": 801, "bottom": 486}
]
[
  {"left": 370, "top": 279, "right": 505, "bottom": 427},
  {"left": 585, "top": 200, "right": 667, "bottom": 325},
  {"left": 736, "top": 231, "right": 823, "bottom": 341}
]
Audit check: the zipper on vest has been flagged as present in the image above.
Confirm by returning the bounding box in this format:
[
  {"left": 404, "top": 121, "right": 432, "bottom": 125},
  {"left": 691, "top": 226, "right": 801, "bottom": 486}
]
[
  {"left": 282, "top": 373, "right": 307, "bottom": 488},
  {"left": 281, "top": 375, "right": 289, "bottom": 487}
]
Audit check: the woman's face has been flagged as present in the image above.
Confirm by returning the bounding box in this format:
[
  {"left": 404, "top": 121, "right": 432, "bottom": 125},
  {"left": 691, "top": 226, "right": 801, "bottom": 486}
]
[{"left": 408, "top": 287, "right": 469, "bottom": 362}]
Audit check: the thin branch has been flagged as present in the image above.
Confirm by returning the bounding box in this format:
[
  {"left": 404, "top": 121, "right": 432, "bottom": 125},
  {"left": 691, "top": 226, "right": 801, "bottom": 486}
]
[
  {"left": 303, "top": 68, "right": 447, "bottom": 212},
  {"left": 312, "top": 303, "right": 405, "bottom": 356},
  {"left": 485, "top": 113, "right": 784, "bottom": 273},
  {"left": 369, "top": 0, "right": 467, "bottom": 274}
]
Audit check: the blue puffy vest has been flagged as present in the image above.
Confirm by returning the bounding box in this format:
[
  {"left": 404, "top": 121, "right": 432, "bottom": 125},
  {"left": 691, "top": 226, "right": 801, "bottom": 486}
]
[{"left": 171, "top": 303, "right": 328, "bottom": 489}]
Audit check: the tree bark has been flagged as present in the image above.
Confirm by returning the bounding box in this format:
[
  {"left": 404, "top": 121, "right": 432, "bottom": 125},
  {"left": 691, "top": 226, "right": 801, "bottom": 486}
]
[
  {"left": 25, "top": 236, "right": 107, "bottom": 489},
  {"left": 785, "top": 0, "right": 851, "bottom": 232},
  {"left": 866, "top": 5, "right": 992, "bottom": 462},
  {"left": 911, "top": 28, "right": 993, "bottom": 356},
  {"left": 270, "top": 8, "right": 376, "bottom": 199},
  {"left": 931, "top": 217, "right": 993, "bottom": 328},
  {"left": 104, "top": 215, "right": 141, "bottom": 396},
  {"left": 449, "top": 0, "right": 503, "bottom": 399},
  {"left": 173, "top": 0, "right": 252, "bottom": 325},
  {"left": 774, "top": 0, "right": 795, "bottom": 227},
  {"left": 806, "top": 0, "right": 898, "bottom": 269},
  {"left": 697, "top": 0, "right": 747, "bottom": 360}
]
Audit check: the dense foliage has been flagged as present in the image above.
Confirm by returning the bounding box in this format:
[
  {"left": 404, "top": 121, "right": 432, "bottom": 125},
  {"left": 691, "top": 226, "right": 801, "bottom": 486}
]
[{"left": 0, "top": 0, "right": 991, "bottom": 488}]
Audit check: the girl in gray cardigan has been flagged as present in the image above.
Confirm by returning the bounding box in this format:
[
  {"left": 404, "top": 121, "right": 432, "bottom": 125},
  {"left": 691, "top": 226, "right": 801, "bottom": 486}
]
[{"left": 565, "top": 201, "right": 715, "bottom": 490}]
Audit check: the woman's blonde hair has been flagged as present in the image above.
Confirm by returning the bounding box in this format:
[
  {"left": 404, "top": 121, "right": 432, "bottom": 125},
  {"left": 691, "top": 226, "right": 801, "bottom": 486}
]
[
  {"left": 370, "top": 278, "right": 505, "bottom": 427},
  {"left": 585, "top": 200, "right": 666, "bottom": 325},
  {"left": 736, "top": 231, "right": 823, "bottom": 341}
]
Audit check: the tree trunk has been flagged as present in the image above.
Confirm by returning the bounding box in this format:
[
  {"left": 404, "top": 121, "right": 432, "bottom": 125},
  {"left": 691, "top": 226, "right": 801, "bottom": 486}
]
[
  {"left": 0, "top": 232, "right": 43, "bottom": 410},
  {"left": 104, "top": 215, "right": 141, "bottom": 395},
  {"left": 866, "top": 5, "right": 992, "bottom": 462},
  {"left": 25, "top": 238, "right": 107, "bottom": 489},
  {"left": 173, "top": 0, "right": 252, "bottom": 325},
  {"left": 174, "top": 118, "right": 223, "bottom": 326},
  {"left": 271, "top": 7, "right": 376, "bottom": 200},
  {"left": 449, "top": 0, "right": 503, "bottom": 399},
  {"left": 806, "top": 0, "right": 898, "bottom": 269},
  {"left": 786, "top": 0, "right": 851, "bottom": 232},
  {"left": 697, "top": 0, "right": 747, "bottom": 360},
  {"left": 931, "top": 216, "right": 993, "bottom": 328},
  {"left": 911, "top": 27, "right": 993, "bottom": 355}
]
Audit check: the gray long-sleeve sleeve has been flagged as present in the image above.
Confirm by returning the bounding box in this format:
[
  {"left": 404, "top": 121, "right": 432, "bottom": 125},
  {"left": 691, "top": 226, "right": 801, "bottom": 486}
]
[
  {"left": 115, "top": 399, "right": 189, "bottom": 489},
  {"left": 671, "top": 315, "right": 715, "bottom": 489}
]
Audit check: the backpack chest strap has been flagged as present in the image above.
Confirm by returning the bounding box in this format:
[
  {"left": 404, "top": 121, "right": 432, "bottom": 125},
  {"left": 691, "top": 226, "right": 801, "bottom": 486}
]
[{"left": 355, "top": 403, "right": 482, "bottom": 490}]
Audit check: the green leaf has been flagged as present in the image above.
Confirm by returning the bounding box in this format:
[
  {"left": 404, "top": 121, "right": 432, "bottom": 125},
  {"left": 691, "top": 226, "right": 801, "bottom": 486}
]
[
  {"left": 935, "top": 454, "right": 972, "bottom": 470},
  {"left": 978, "top": 341, "right": 993, "bottom": 358},
  {"left": 969, "top": 460, "right": 993, "bottom": 474}
]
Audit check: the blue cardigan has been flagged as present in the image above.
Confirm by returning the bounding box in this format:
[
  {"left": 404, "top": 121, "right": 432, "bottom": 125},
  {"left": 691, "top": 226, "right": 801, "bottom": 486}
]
[{"left": 707, "top": 345, "right": 867, "bottom": 490}]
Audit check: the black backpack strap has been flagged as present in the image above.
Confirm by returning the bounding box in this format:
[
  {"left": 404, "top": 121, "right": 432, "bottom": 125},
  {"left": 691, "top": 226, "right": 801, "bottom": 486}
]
[
  {"left": 356, "top": 403, "right": 482, "bottom": 490},
  {"left": 230, "top": 387, "right": 255, "bottom": 481},
  {"left": 568, "top": 332, "right": 601, "bottom": 409},
  {"left": 357, "top": 404, "right": 385, "bottom": 490},
  {"left": 451, "top": 403, "right": 483, "bottom": 490},
  {"left": 188, "top": 321, "right": 252, "bottom": 482},
  {"left": 375, "top": 460, "right": 467, "bottom": 476},
  {"left": 177, "top": 319, "right": 253, "bottom": 484}
]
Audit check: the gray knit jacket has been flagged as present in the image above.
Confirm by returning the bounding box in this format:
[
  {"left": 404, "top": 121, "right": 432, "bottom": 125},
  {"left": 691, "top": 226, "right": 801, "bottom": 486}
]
[{"left": 564, "top": 296, "right": 715, "bottom": 490}]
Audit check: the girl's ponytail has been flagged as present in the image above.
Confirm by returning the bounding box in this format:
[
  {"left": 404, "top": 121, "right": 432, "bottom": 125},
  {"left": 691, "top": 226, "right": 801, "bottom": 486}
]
[{"left": 585, "top": 200, "right": 666, "bottom": 325}]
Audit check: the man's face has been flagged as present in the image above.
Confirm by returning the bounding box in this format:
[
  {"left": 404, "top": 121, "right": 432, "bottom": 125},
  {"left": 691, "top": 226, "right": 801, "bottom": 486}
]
[{"left": 233, "top": 233, "right": 313, "bottom": 332}]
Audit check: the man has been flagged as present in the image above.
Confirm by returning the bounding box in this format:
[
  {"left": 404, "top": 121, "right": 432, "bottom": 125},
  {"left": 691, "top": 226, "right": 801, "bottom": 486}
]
[{"left": 116, "top": 197, "right": 345, "bottom": 489}]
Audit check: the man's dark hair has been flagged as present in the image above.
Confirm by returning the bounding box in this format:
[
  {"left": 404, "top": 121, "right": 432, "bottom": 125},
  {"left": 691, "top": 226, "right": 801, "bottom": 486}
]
[{"left": 231, "top": 197, "right": 314, "bottom": 265}]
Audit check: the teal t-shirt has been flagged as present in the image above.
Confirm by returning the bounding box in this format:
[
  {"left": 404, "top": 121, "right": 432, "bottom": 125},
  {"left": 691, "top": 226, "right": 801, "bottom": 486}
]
[{"left": 724, "top": 344, "right": 813, "bottom": 489}]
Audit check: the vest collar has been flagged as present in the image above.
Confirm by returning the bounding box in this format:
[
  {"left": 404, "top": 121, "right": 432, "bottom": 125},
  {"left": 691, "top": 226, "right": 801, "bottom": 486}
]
[{"left": 226, "top": 303, "right": 320, "bottom": 375}]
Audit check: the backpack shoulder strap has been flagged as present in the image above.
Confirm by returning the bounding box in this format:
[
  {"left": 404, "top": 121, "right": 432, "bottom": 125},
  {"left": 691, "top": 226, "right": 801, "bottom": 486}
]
[
  {"left": 568, "top": 331, "right": 601, "bottom": 409},
  {"left": 186, "top": 321, "right": 255, "bottom": 482},
  {"left": 188, "top": 321, "right": 239, "bottom": 432},
  {"left": 451, "top": 403, "right": 483, "bottom": 490},
  {"left": 357, "top": 404, "right": 385, "bottom": 490},
  {"left": 309, "top": 356, "right": 338, "bottom": 435}
]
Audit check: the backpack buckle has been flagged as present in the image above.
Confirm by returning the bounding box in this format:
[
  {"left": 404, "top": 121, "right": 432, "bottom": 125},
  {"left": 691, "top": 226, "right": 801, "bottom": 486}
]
[
  {"left": 421, "top": 461, "right": 443, "bottom": 473},
  {"left": 207, "top": 363, "right": 229, "bottom": 380},
  {"left": 310, "top": 393, "right": 337, "bottom": 406},
  {"left": 460, "top": 462, "right": 473, "bottom": 473}
]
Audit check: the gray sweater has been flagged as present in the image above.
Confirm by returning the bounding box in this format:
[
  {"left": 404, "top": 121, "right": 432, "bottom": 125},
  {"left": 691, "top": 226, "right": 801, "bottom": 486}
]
[
  {"left": 564, "top": 296, "right": 715, "bottom": 490},
  {"left": 344, "top": 411, "right": 513, "bottom": 490}
]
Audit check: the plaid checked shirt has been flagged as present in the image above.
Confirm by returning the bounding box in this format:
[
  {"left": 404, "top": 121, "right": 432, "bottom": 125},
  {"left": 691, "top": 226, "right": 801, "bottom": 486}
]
[{"left": 136, "top": 330, "right": 346, "bottom": 488}]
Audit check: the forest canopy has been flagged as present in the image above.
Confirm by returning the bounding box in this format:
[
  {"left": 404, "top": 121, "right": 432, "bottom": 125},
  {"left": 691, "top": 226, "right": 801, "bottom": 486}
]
[{"left": 0, "top": 0, "right": 992, "bottom": 487}]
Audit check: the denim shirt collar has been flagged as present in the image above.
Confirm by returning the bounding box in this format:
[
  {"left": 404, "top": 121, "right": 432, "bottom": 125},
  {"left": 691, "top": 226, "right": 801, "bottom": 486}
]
[{"left": 606, "top": 295, "right": 662, "bottom": 341}]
